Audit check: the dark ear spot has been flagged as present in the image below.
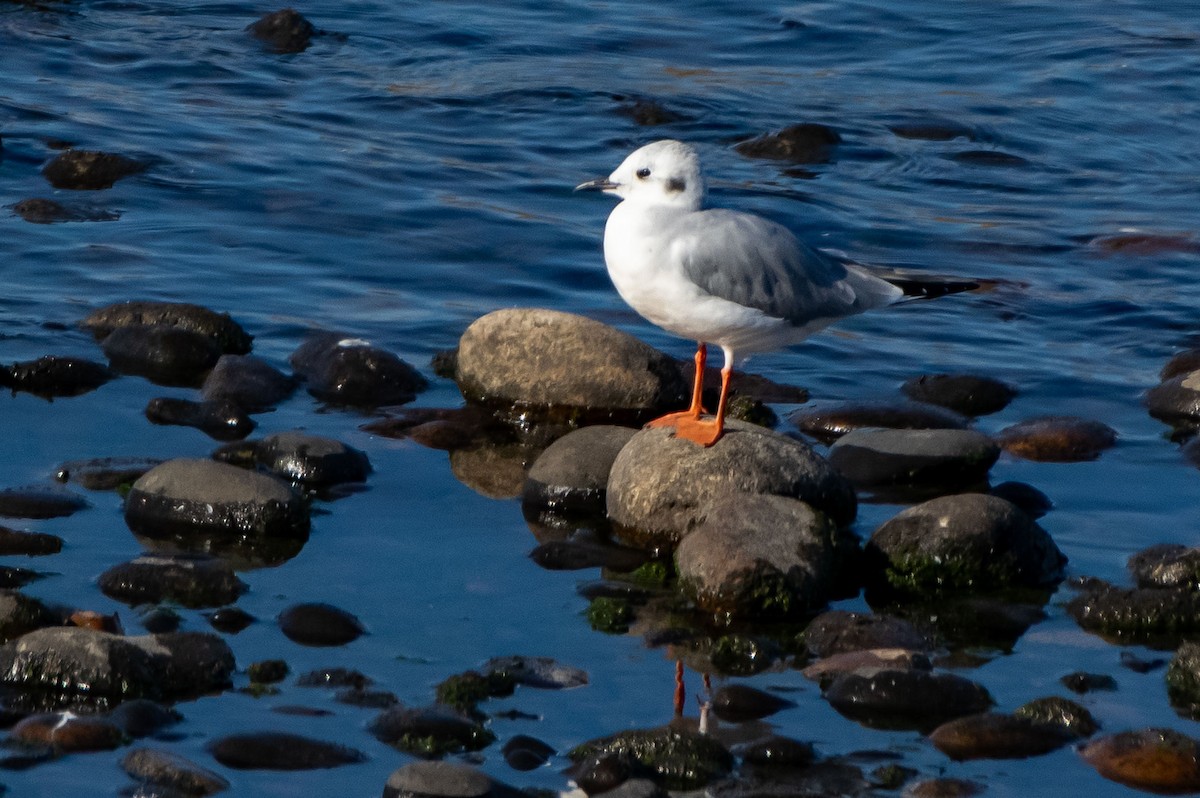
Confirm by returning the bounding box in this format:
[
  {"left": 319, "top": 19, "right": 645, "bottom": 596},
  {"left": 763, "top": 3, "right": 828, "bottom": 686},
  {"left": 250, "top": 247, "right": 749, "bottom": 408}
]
[{"left": 666, "top": 177, "right": 686, "bottom": 193}]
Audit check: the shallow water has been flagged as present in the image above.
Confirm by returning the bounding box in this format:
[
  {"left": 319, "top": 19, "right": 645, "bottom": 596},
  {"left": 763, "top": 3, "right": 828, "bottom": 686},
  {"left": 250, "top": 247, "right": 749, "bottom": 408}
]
[{"left": 2, "top": 0, "right": 1200, "bottom": 794}]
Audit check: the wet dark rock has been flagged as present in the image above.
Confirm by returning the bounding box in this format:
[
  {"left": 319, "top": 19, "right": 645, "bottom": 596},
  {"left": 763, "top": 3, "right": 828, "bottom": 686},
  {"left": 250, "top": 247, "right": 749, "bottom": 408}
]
[
  {"left": 828, "top": 428, "right": 998, "bottom": 488},
  {"left": 902, "top": 777, "right": 984, "bottom": 798},
  {"left": 1162, "top": 349, "right": 1200, "bottom": 381},
  {"left": 1130, "top": 543, "right": 1200, "bottom": 589},
  {"left": 734, "top": 123, "right": 842, "bottom": 163},
  {"left": 370, "top": 704, "right": 496, "bottom": 756},
  {"left": 674, "top": 492, "right": 845, "bottom": 619},
  {"left": 109, "top": 698, "right": 183, "bottom": 738},
  {"left": 295, "top": 666, "right": 372, "bottom": 689},
  {"left": 0, "top": 483, "right": 88, "bottom": 519},
  {"left": 435, "top": 670, "right": 516, "bottom": 714},
  {"left": 0, "top": 627, "right": 234, "bottom": 710},
  {"left": 42, "top": 149, "right": 146, "bottom": 189},
  {"left": 0, "top": 591, "right": 56, "bottom": 643},
  {"left": 482, "top": 655, "right": 588, "bottom": 689},
  {"left": 615, "top": 97, "right": 687, "bottom": 126},
  {"left": 501, "top": 734, "right": 556, "bottom": 771},
  {"left": 382, "top": 760, "right": 511, "bottom": 798},
  {"left": 10, "top": 711, "right": 125, "bottom": 752},
  {"left": 523, "top": 426, "right": 638, "bottom": 517},
  {"left": 949, "top": 149, "right": 1029, "bottom": 167},
  {"left": 0, "top": 566, "right": 43, "bottom": 589},
  {"left": 81, "top": 301, "right": 253, "bottom": 355},
  {"left": 1061, "top": 671, "right": 1117, "bottom": 694},
  {"left": 248, "top": 8, "right": 316, "bottom": 54},
  {"left": 1168, "top": 641, "right": 1200, "bottom": 719},
  {"left": 864, "top": 493, "right": 1066, "bottom": 600},
  {"left": 101, "top": 324, "right": 221, "bottom": 387},
  {"left": 200, "top": 354, "right": 296, "bottom": 412},
  {"left": 12, "top": 197, "right": 119, "bottom": 223},
  {"left": 98, "top": 553, "right": 248, "bottom": 609},
  {"left": 608, "top": 421, "right": 855, "bottom": 552},
  {"left": 802, "top": 648, "right": 932, "bottom": 686},
  {"left": 789, "top": 400, "right": 968, "bottom": 443},
  {"left": 928, "top": 711, "right": 1077, "bottom": 760},
  {"left": 455, "top": 309, "right": 686, "bottom": 425},
  {"left": 529, "top": 537, "right": 650, "bottom": 573},
  {"left": 1147, "top": 370, "right": 1200, "bottom": 429},
  {"left": 247, "top": 659, "right": 290, "bottom": 684},
  {"left": 706, "top": 633, "right": 782, "bottom": 677},
  {"left": 208, "top": 731, "right": 366, "bottom": 770},
  {"left": 0, "top": 524, "right": 62, "bottom": 555},
  {"left": 988, "top": 481, "right": 1053, "bottom": 519},
  {"left": 335, "top": 686, "right": 398, "bottom": 708},
  {"left": 138, "top": 605, "right": 183, "bottom": 634},
  {"left": 1066, "top": 580, "right": 1200, "bottom": 644},
  {"left": 217, "top": 431, "right": 370, "bottom": 488},
  {"left": 1014, "top": 696, "right": 1098, "bottom": 738},
  {"left": 122, "top": 747, "right": 229, "bottom": 795},
  {"left": 569, "top": 726, "right": 734, "bottom": 790},
  {"left": 1093, "top": 233, "right": 1200, "bottom": 256},
  {"left": 1121, "top": 650, "right": 1167, "bottom": 674},
  {"left": 278, "top": 602, "right": 365, "bottom": 646},
  {"left": 738, "top": 735, "right": 816, "bottom": 769},
  {"left": 710, "top": 684, "right": 796, "bottom": 722},
  {"left": 801, "top": 610, "right": 932, "bottom": 658},
  {"left": 1079, "top": 728, "right": 1200, "bottom": 794},
  {"left": 146, "top": 397, "right": 256, "bottom": 441},
  {"left": 125, "top": 458, "right": 309, "bottom": 542},
  {"left": 888, "top": 120, "right": 976, "bottom": 141},
  {"left": 900, "top": 373, "right": 1015, "bottom": 417},
  {"left": 56, "top": 456, "right": 163, "bottom": 491},
  {"left": 567, "top": 751, "right": 635, "bottom": 795},
  {"left": 995, "top": 415, "right": 1117, "bottom": 461},
  {"left": 586, "top": 595, "right": 633, "bottom": 634},
  {"left": 207, "top": 606, "right": 255, "bottom": 634},
  {"left": 290, "top": 332, "right": 427, "bottom": 408},
  {"left": 0, "top": 355, "right": 112, "bottom": 398},
  {"left": 823, "top": 669, "right": 993, "bottom": 731}
]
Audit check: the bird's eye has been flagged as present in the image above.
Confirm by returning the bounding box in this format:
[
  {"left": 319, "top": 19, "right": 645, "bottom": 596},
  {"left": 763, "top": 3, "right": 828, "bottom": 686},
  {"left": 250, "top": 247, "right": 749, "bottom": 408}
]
[{"left": 636, "top": 167, "right": 651, "bottom": 179}]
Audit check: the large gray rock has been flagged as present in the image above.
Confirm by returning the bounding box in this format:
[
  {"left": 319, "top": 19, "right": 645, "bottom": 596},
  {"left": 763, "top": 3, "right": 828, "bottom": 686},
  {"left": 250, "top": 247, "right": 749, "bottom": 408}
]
[
  {"left": 607, "top": 420, "right": 855, "bottom": 551},
  {"left": 828, "top": 427, "right": 999, "bottom": 487},
  {"left": 675, "top": 493, "right": 844, "bottom": 619},
  {"left": 455, "top": 309, "right": 687, "bottom": 424}
]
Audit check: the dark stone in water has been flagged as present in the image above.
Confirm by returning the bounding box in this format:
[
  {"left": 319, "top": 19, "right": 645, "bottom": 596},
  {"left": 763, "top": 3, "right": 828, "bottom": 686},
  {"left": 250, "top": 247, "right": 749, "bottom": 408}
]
[
  {"left": 928, "top": 711, "right": 1077, "bottom": 760},
  {"left": 10, "top": 711, "right": 125, "bottom": 752},
  {"left": 335, "top": 686, "right": 398, "bottom": 708},
  {"left": 566, "top": 752, "right": 635, "bottom": 795},
  {"left": 523, "top": 425, "right": 638, "bottom": 517},
  {"left": 296, "top": 666, "right": 372, "bottom": 689},
  {"left": 482, "top": 655, "right": 588, "bottom": 689},
  {"left": 900, "top": 373, "right": 1016, "bottom": 416},
  {"left": 12, "top": 197, "right": 119, "bottom": 223},
  {"left": 823, "top": 669, "right": 993, "bottom": 731},
  {"left": 0, "top": 565, "right": 43, "bottom": 589},
  {"left": 208, "top": 731, "right": 366, "bottom": 770},
  {"left": 988, "top": 481, "right": 1053, "bottom": 519},
  {"left": 864, "top": 493, "right": 1066, "bottom": 600},
  {"left": 995, "top": 415, "right": 1117, "bottom": 462},
  {"left": 0, "top": 591, "right": 56, "bottom": 644},
  {"left": 789, "top": 399, "right": 968, "bottom": 443},
  {"left": 278, "top": 602, "right": 365, "bottom": 646},
  {"left": 200, "top": 353, "right": 296, "bottom": 412},
  {"left": 1167, "top": 641, "right": 1200, "bottom": 719},
  {"left": 218, "top": 430, "right": 371, "bottom": 488},
  {"left": 710, "top": 684, "right": 796, "bottom": 723},
  {"left": 98, "top": 553, "right": 248, "bottom": 609},
  {"left": 615, "top": 97, "right": 687, "bottom": 126},
  {"left": 568, "top": 726, "right": 734, "bottom": 791},
  {"left": 207, "top": 605, "right": 255, "bottom": 634},
  {"left": 1161, "top": 349, "right": 1200, "bottom": 380},
  {"left": 102, "top": 324, "right": 222, "bottom": 387},
  {"left": 1129, "top": 543, "right": 1200, "bottom": 590},
  {"left": 370, "top": 704, "right": 496, "bottom": 756},
  {"left": 738, "top": 735, "right": 816, "bottom": 769},
  {"left": 109, "top": 698, "right": 182, "bottom": 738},
  {"left": 0, "top": 355, "right": 112, "bottom": 398},
  {"left": 248, "top": 8, "right": 317, "bottom": 54},
  {"left": 383, "top": 760, "right": 514, "bottom": 798},
  {"left": 56, "top": 456, "right": 164, "bottom": 491},
  {"left": 146, "top": 396, "right": 256, "bottom": 441},
  {"left": 1065, "top": 580, "right": 1200, "bottom": 645},
  {"left": 827, "top": 427, "right": 999, "bottom": 488},
  {"left": 801, "top": 609, "right": 932, "bottom": 658},
  {"left": 0, "top": 524, "right": 62, "bottom": 556},
  {"left": 1147, "top": 371, "right": 1200, "bottom": 429},
  {"left": 529, "top": 538, "right": 650, "bottom": 572},
  {"left": 42, "top": 149, "right": 146, "bottom": 189},
  {"left": 121, "top": 747, "right": 230, "bottom": 796},
  {"left": 734, "top": 123, "right": 842, "bottom": 163},
  {"left": 1060, "top": 671, "right": 1117, "bottom": 694},
  {"left": 501, "top": 734, "right": 556, "bottom": 771},
  {"left": 290, "top": 332, "right": 428, "bottom": 408},
  {"left": 0, "top": 483, "right": 88, "bottom": 519},
  {"left": 138, "top": 604, "right": 182, "bottom": 634},
  {"left": 81, "top": 300, "right": 253, "bottom": 355},
  {"left": 247, "top": 659, "right": 290, "bottom": 684},
  {"left": 1014, "top": 696, "right": 1098, "bottom": 738},
  {"left": 1079, "top": 728, "right": 1200, "bottom": 794}
]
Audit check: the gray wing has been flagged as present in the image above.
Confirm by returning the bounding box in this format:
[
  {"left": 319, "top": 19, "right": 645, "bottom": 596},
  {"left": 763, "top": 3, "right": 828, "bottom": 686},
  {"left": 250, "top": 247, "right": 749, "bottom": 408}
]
[{"left": 672, "top": 209, "right": 900, "bottom": 324}]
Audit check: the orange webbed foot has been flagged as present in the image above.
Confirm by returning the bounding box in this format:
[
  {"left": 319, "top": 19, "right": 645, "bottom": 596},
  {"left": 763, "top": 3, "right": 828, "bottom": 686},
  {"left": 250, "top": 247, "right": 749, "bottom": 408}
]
[{"left": 646, "top": 412, "right": 723, "bottom": 446}]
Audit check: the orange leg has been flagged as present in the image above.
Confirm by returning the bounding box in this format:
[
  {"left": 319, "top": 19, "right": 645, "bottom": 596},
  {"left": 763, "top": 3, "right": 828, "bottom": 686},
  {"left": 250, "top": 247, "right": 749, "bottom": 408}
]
[
  {"left": 648, "top": 356, "right": 732, "bottom": 447},
  {"left": 673, "top": 659, "right": 685, "bottom": 717}
]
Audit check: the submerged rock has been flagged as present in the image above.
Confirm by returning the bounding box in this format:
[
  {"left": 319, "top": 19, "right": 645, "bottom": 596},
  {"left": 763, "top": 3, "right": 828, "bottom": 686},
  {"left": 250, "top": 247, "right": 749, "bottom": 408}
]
[
  {"left": 42, "top": 149, "right": 145, "bottom": 190},
  {"left": 454, "top": 309, "right": 687, "bottom": 425},
  {"left": 0, "top": 524, "right": 63, "bottom": 556},
  {"left": 12, "top": 197, "right": 119, "bottom": 223},
  {"left": 216, "top": 431, "right": 371, "bottom": 488},
  {"left": 81, "top": 300, "right": 252, "bottom": 355},
  {"left": 823, "top": 669, "right": 993, "bottom": 731},
  {"left": 0, "top": 483, "right": 88, "bottom": 519},
  {"left": 0, "top": 591, "right": 57, "bottom": 643},
  {"left": 0, "top": 355, "right": 112, "bottom": 398},
  {"left": 900, "top": 373, "right": 1016, "bottom": 417},
  {"left": 145, "top": 397, "right": 256, "bottom": 441},
  {"left": 1079, "top": 728, "right": 1200, "bottom": 794},
  {"left": 209, "top": 731, "right": 366, "bottom": 770},
  {"left": 56, "top": 456, "right": 163, "bottom": 491},
  {"left": 11, "top": 711, "right": 125, "bottom": 753},
  {"left": 501, "top": 734, "right": 556, "bottom": 771},
  {"left": 200, "top": 354, "right": 296, "bottom": 412},
  {"left": 789, "top": 400, "right": 968, "bottom": 443},
  {"left": 290, "top": 332, "right": 428, "bottom": 408},
  {"left": 710, "top": 684, "right": 796, "bottom": 722},
  {"left": 864, "top": 493, "right": 1065, "bottom": 600},
  {"left": 278, "top": 602, "right": 365, "bottom": 646},
  {"left": 122, "top": 747, "right": 230, "bottom": 795},
  {"left": 568, "top": 726, "right": 734, "bottom": 790},
  {"left": 482, "top": 655, "right": 588, "bottom": 689},
  {"left": 607, "top": 421, "right": 855, "bottom": 552},
  {"left": 101, "top": 324, "right": 222, "bottom": 387},
  {"left": 248, "top": 8, "right": 317, "bottom": 54},
  {"left": 1130, "top": 543, "right": 1200, "bottom": 590},
  {"left": 995, "top": 415, "right": 1117, "bottom": 462},
  {"left": 523, "top": 425, "right": 638, "bottom": 517},
  {"left": 828, "top": 427, "right": 998, "bottom": 488},
  {"left": 98, "top": 553, "right": 248, "bottom": 609},
  {"left": 1162, "top": 350, "right": 1200, "bottom": 381},
  {"left": 801, "top": 610, "right": 933, "bottom": 658},
  {"left": 109, "top": 698, "right": 183, "bottom": 738},
  {"left": 1066, "top": 580, "right": 1200, "bottom": 645},
  {"left": 734, "top": 123, "right": 841, "bottom": 163},
  {"left": 928, "top": 711, "right": 1077, "bottom": 760},
  {"left": 370, "top": 704, "right": 495, "bottom": 756},
  {"left": 1014, "top": 696, "right": 1099, "bottom": 738}
]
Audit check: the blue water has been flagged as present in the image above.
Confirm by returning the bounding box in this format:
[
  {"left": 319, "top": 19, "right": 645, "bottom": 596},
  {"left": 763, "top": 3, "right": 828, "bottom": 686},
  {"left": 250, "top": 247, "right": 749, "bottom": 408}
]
[{"left": 2, "top": 0, "right": 1200, "bottom": 794}]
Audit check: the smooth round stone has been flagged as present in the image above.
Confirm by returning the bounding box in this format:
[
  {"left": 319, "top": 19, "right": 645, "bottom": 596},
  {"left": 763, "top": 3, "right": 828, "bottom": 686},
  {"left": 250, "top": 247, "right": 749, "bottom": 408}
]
[
  {"left": 0, "top": 525, "right": 63, "bottom": 556},
  {"left": 865, "top": 493, "right": 1066, "bottom": 599},
  {"left": 208, "top": 731, "right": 366, "bottom": 770},
  {"left": 801, "top": 610, "right": 932, "bottom": 658},
  {"left": 56, "top": 457, "right": 163, "bottom": 491},
  {"left": 42, "top": 149, "right": 145, "bottom": 189},
  {"left": 790, "top": 400, "right": 968, "bottom": 443},
  {"left": 523, "top": 425, "right": 638, "bottom": 516},
  {"left": 370, "top": 705, "right": 495, "bottom": 756},
  {"left": 278, "top": 602, "right": 365, "bottom": 646},
  {"left": 124, "top": 458, "right": 309, "bottom": 540},
  {"left": 11, "top": 712, "right": 124, "bottom": 752},
  {"left": 900, "top": 373, "right": 1016, "bottom": 417},
  {"left": 739, "top": 735, "right": 816, "bottom": 768},
  {"left": 122, "top": 747, "right": 230, "bottom": 796},
  {"left": 501, "top": 734, "right": 556, "bottom": 771},
  {"left": 222, "top": 431, "right": 371, "bottom": 488},
  {"left": 0, "top": 355, "right": 112, "bottom": 399},
  {"left": 828, "top": 427, "right": 999, "bottom": 487},
  {"left": 101, "top": 324, "right": 222, "bottom": 387},
  {"left": 734, "top": 123, "right": 841, "bottom": 163},
  {"left": 1148, "top": 371, "right": 1200, "bottom": 427},
  {"left": 1162, "top": 349, "right": 1200, "bottom": 380},
  {"left": 823, "top": 669, "right": 993, "bottom": 731},
  {"left": 995, "top": 415, "right": 1117, "bottom": 461},
  {"left": 454, "top": 308, "right": 687, "bottom": 424},
  {"left": 710, "top": 684, "right": 796, "bottom": 723},
  {"left": 675, "top": 493, "right": 842, "bottom": 618},
  {"left": 290, "top": 333, "right": 428, "bottom": 409},
  {"left": 928, "top": 712, "right": 1076, "bottom": 760},
  {"left": 207, "top": 606, "right": 255, "bottom": 634},
  {"left": 0, "top": 484, "right": 88, "bottom": 519},
  {"left": 1079, "top": 728, "right": 1200, "bottom": 794},
  {"left": 383, "top": 760, "right": 493, "bottom": 798},
  {"left": 146, "top": 397, "right": 256, "bottom": 441},
  {"left": 201, "top": 354, "right": 296, "bottom": 411},
  {"left": 988, "top": 481, "right": 1053, "bottom": 519},
  {"left": 98, "top": 553, "right": 248, "bottom": 609},
  {"left": 80, "top": 300, "right": 253, "bottom": 355},
  {"left": 607, "top": 420, "right": 855, "bottom": 551}
]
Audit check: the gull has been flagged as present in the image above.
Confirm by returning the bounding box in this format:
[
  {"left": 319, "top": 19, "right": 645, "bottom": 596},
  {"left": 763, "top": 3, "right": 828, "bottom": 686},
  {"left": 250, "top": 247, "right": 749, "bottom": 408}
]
[{"left": 576, "top": 139, "right": 975, "bottom": 446}]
